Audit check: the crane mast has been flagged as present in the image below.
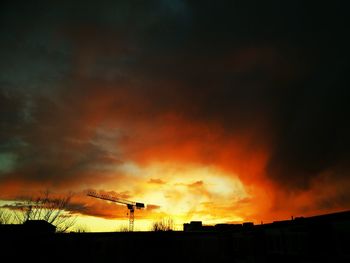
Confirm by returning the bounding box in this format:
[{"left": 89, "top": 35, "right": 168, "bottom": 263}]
[{"left": 87, "top": 191, "right": 145, "bottom": 232}]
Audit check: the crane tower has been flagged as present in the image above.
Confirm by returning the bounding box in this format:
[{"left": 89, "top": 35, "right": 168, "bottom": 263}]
[{"left": 87, "top": 191, "right": 145, "bottom": 231}]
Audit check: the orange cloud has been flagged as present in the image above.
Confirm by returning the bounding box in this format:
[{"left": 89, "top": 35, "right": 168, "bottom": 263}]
[
  {"left": 148, "top": 178, "right": 166, "bottom": 185},
  {"left": 1, "top": 19, "right": 349, "bottom": 232}
]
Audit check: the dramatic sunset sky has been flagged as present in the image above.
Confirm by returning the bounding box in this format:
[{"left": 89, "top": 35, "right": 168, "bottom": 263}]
[{"left": 1, "top": 1, "right": 349, "bottom": 231}]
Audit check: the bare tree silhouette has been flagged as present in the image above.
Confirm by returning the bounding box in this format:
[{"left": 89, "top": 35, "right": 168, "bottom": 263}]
[
  {"left": 12, "top": 190, "right": 77, "bottom": 232},
  {"left": 117, "top": 224, "right": 130, "bottom": 232},
  {"left": 72, "top": 224, "right": 89, "bottom": 233},
  {"left": 151, "top": 217, "right": 175, "bottom": 231}
]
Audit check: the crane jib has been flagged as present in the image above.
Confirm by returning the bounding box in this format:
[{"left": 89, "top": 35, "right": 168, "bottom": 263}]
[
  {"left": 87, "top": 191, "right": 145, "bottom": 232},
  {"left": 87, "top": 191, "right": 145, "bottom": 209}
]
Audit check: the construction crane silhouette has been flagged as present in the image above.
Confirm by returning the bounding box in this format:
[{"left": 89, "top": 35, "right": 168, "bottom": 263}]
[{"left": 87, "top": 191, "right": 145, "bottom": 232}]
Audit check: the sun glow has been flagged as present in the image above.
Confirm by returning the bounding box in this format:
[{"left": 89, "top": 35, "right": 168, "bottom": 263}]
[
  {"left": 87, "top": 162, "right": 250, "bottom": 231},
  {"left": 72, "top": 161, "right": 252, "bottom": 232}
]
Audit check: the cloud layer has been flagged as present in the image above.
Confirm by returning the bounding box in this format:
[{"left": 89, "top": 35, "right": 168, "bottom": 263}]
[{"left": 0, "top": 1, "right": 349, "bottom": 226}]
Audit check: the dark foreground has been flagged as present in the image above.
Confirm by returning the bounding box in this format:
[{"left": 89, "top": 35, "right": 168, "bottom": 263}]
[{"left": 1, "top": 211, "right": 350, "bottom": 263}]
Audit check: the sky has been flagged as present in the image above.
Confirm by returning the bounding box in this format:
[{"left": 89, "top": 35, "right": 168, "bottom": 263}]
[{"left": 0, "top": 0, "right": 349, "bottom": 231}]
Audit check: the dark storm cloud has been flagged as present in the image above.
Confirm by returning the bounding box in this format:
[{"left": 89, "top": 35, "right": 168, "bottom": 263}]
[
  {"left": 139, "top": 0, "right": 350, "bottom": 190},
  {"left": 0, "top": 0, "right": 349, "bottom": 196}
]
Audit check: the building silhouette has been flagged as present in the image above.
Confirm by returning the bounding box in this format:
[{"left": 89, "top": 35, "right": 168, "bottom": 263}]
[
  {"left": 1, "top": 210, "right": 349, "bottom": 263},
  {"left": 0, "top": 220, "right": 56, "bottom": 234}
]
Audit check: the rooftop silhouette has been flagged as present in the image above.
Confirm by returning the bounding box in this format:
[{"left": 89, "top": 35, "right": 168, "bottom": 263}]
[{"left": 1, "top": 210, "right": 349, "bottom": 263}]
